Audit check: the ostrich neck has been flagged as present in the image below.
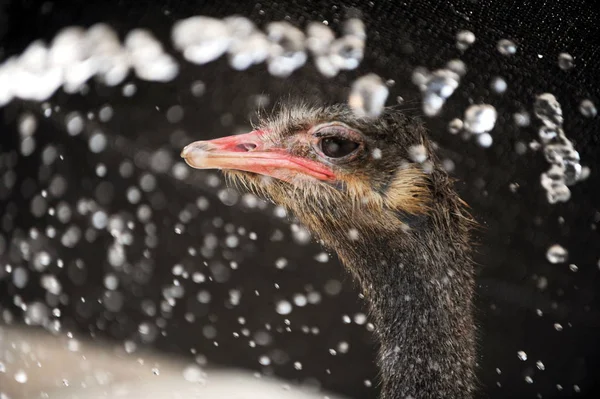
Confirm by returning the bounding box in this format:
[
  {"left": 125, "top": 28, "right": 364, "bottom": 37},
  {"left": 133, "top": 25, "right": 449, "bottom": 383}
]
[{"left": 330, "top": 224, "right": 476, "bottom": 399}]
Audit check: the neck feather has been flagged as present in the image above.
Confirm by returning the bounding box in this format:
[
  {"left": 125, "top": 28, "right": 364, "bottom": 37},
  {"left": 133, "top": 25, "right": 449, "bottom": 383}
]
[{"left": 325, "top": 217, "right": 477, "bottom": 399}]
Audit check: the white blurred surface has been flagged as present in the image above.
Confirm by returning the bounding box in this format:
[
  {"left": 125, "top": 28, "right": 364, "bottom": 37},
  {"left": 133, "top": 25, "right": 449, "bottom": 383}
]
[{"left": 0, "top": 326, "right": 346, "bottom": 399}]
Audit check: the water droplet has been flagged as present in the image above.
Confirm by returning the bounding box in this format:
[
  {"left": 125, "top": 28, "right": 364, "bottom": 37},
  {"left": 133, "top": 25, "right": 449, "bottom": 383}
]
[
  {"left": 557, "top": 53, "right": 574, "bottom": 70},
  {"left": 534, "top": 93, "right": 563, "bottom": 128},
  {"left": 276, "top": 300, "right": 292, "bottom": 315},
  {"left": 306, "top": 22, "right": 335, "bottom": 56},
  {"left": 14, "top": 370, "right": 28, "bottom": 383},
  {"left": 337, "top": 341, "right": 350, "bottom": 353},
  {"left": 497, "top": 39, "right": 517, "bottom": 55},
  {"left": 228, "top": 32, "right": 270, "bottom": 71},
  {"left": 456, "top": 30, "right": 476, "bottom": 51},
  {"left": 408, "top": 144, "right": 427, "bottom": 163},
  {"left": 98, "top": 105, "right": 114, "bottom": 122},
  {"left": 33, "top": 251, "right": 52, "bottom": 271},
  {"left": 258, "top": 355, "right": 271, "bottom": 366},
  {"left": 275, "top": 257, "right": 288, "bottom": 269},
  {"left": 343, "top": 18, "right": 366, "bottom": 40},
  {"left": 183, "top": 364, "right": 205, "bottom": 383},
  {"left": 536, "top": 360, "right": 545, "bottom": 371},
  {"left": 464, "top": 104, "right": 497, "bottom": 134},
  {"left": 517, "top": 350, "right": 528, "bottom": 361},
  {"left": 490, "top": 76, "right": 507, "bottom": 93},
  {"left": 314, "top": 252, "right": 329, "bottom": 263},
  {"left": 413, "top": 65, "right": 461, "bottom": 116},
  {"left": 348, "top": 73, "right": 389, "bottom": 118},
  {"left": 477, "top": 133, "right": 493, "bottom": 148},
  {"left": 19, "top": 112, "right": 37, "bottom": 136},
  {"left": 172, "top": 17, "right": 231, "bottom": 65},
  {"left": 24, "top": 301, "right": 49, "bottom": 325},
  {"left": 122, "top": 83, "right": 137, "bottom": 97},
  {"left": 89, "top": 132, "right": 107, "bottom": 153},
  {"left": 546, "top": 244, "right": 568, "bottom": 264},
  {"left": 568, "top": 263, "right": 578, "bottom": 272},
  {"left": 265, "top": 22, "right": 307, "bottom": 77},
  {"left": 329, "top": 36, "right": 364, "bottom": 71},
  {"left": 354, "top": 313, "right": 367, "bottom": 325},
  {"left": 448, "top": 118, "right": 463, "bottom": 134},
  {"left": 579, "top": 99, "right": 597, "bottom": 118},
  {"left": 104, "top": 273, "right": 119, "bottom": 290},
  {"left": 41, "top": 274, "right": 62, "bottom": 294},
  {"left": 513, "top": 111, "right": 531, "bottom": 127}
]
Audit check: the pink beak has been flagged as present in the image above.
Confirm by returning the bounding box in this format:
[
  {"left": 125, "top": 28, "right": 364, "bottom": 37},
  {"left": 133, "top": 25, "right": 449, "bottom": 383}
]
[{"left": 181, "top": 130, "right": 335, "bottom": 182}]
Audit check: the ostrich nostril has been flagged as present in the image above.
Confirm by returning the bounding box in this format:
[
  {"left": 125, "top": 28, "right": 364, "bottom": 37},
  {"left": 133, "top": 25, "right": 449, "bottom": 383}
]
[{"left": 236, "top": 143, "right": 258, "bottom": 152}]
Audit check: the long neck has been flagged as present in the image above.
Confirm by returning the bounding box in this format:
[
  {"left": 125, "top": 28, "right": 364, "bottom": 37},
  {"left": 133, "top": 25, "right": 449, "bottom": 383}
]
[{"left": 330, "top": 222, "right": 476, "bottom": 399}]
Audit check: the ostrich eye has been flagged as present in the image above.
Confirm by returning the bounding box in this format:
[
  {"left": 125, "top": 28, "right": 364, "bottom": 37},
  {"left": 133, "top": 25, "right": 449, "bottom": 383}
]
[{"left": 319, "top": 137, "right": 360, "bottom": 158}]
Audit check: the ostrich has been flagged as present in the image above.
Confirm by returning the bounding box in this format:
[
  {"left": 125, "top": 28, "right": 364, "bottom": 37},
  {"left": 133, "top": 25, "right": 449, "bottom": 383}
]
[{"left": 181, "top": 104, "right": 478, "bottom": 399}]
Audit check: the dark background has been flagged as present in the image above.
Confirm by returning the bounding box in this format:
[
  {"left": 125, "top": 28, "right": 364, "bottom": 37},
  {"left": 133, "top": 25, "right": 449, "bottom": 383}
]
[{"left": 1, "top": 0, "right": 600, "bottom": 398}]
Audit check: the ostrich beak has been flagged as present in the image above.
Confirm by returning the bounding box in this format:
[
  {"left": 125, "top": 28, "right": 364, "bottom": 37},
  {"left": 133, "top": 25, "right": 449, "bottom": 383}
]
[{"left": 181, "top": 130, "right": 335, "bottom": 182}]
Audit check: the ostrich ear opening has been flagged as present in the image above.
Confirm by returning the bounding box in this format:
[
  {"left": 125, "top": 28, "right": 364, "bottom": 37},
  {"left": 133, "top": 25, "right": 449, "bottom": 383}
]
[{"left": 382, "top": 167, "right": 432, "bottom": 215}]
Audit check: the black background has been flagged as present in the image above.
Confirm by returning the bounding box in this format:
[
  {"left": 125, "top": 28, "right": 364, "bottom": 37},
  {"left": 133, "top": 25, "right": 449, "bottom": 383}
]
[{"left": 1, "top": 0, "right": 600, "bottom": 398}]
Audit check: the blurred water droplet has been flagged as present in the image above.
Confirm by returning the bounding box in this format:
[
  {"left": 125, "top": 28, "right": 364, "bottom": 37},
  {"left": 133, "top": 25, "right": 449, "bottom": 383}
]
[
  {"left": 276, "top": 300, "right": 292, "bottom": 315},
  {"left": 125, "top": 29, "right": 178, "bottom": 82},
  {"left": 408, "top": 144, "right": 427, "bottom": 163},
  {"left": 557, "top": 53, "right": 574, "bottom": 70},
  {"left": 190, "top": 80, "right": 206, "bottom": 97},
  {"left": 517, "top": 350, "right": 527, "bottom": 361},
  {"left": 477, "top": 133, "right": 493, "bottom": 148},
  {"left": 354, "top": 313, "right": 367, "bottom": 325},
  {"left": 33, "top": 250, "right": 52, "bottom": 271},
  {"left": 24, "top": 301, "right": 49, "bottom": 326},
  {"left": 579, "top": 99, "right": 597, "bottom": 118},
  {"left": 330, "top": 36, "right": 364, "bottom": 71},
  {"left": 314, "top": 252, "right": 329, "bottom": 263},
  {"left": 546, "top": 244, "right": 568, "bottom": 263},
  {"left": 266, "top": 22, "right": 307, "bottom": 77},
  {"left": 513, "top": 111, "right": 531, "bottom": 127},
  {"left": 569, "top": 263, "right": 578, "bottom": 272},
  {"left": 536, "top": 360, "right": 545, "bottom": 370},
  {"left": 19, "top": 112, "right": 37, "bottom": 136},
  {"left": 14, "top": 369, "right": 28, "bottom": 383},
  {"left": 183, "top": 364, "right": 205, "bottom": 383},
  {"left": 172, "top": 17, "right": 231, "bottom": 65},
  {"left": 464, "top": 104, "right": 497, "bottom": 134},
  {"left": 413, "top": 64, "right": 461, "bottom": 116},
  {"left": 306, "top": 22, "right": 335, "bottom": 56},
  {"left": 456, "top": 30, "right": 475, "bottom": 51},
  {"left": 497, "top": 39, "right": 517, "bottom": 55},
  {"left": 41, "top": 274, "right": 62, "bottom": 294},
  {"left": 258, "top": 355, "right": 271, "bottom": 366},
  {"left": 490, "top": 76, "right": 507, "bottom": 93},
  {"left": 448, "top": 118, "right": 463, "bottom": 134},
  {"left": 534, "top": 93, "right": 563, "bottom": 127},
  {"left": 89, "top": 132, "right": 107, "bottom": 153},
  {"left": 337, "top": 341, "right": 350, "bottom": 353},
  {"left": 348, "top": 73, "right": 388, "bottom": 118}
]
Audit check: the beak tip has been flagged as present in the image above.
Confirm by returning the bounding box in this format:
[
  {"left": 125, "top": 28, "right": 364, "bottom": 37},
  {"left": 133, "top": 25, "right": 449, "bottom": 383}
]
[
  {"left": 180, "top": 145, "right": 191, "bottom": 159},
  {"left": 181, "top": 142, "right": 210, "bottom": 168}
]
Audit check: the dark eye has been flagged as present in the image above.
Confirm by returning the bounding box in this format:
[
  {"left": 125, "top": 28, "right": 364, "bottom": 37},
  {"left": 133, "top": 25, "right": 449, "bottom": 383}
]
[{"left": 319, "top": 137, "right": 360, "bottom": 158}]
